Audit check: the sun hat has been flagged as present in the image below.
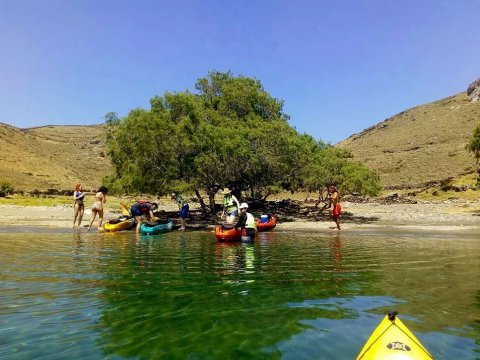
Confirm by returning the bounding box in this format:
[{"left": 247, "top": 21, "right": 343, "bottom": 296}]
[
  {"left": 239, "top": 202, "right": 248, "bottom": 209},
  {"left": 223, "top": 187, "right": 232, "bottom": 194}
]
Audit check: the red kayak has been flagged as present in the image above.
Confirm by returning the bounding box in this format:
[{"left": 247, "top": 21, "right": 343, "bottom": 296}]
[
  {"left": 256, "top": 216, "right": 277, "bottom": 232},
  {"left": 215, "top": 224, "right": 242, "bottom": 242}
]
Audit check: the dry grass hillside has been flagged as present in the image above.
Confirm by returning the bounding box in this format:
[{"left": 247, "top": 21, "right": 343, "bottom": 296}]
[
  {"left": 337, "top": 93, "right": 479, "bottom": 188},
  {"left": 1, "top": 91, "right": 479, "bottom": 193},
  {"left": 0, "top": 123, "right": 112, "bottom": 191}
]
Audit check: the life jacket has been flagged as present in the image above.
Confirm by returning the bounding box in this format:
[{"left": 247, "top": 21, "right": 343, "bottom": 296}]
[
  {"left": 245, "top": 213, "right": 256, "bottom": 229},
  {"left": 223, "top": 195, "right": 236, "bottom": 212}
]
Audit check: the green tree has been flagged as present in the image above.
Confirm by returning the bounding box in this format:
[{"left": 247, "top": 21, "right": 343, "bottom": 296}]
[
  {"left": 0, "top": 179, "right": 14, "bottom": 197},
  {"left": 105, "top": 108, "right": 177, "bottom": 194},
  {"left": 303, "top": 146, "right": 381, "bottom": 204},
  {"left": 105, "top": 71, "right": 382, "bottom": 214},
  {"left": 466, "top": 125, "right": 480, "bottom": 162},
  {"left": 466, "top": 124, "right": 480, "bottom": 186}
]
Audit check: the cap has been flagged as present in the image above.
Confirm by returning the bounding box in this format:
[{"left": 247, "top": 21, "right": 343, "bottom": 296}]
[{"left": 239, "top": 202, "right": 248, "bottom": 209}]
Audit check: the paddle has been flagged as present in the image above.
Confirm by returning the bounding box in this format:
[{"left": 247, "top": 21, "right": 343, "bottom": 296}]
[{"left": 120, "top": 203, "right": 131, "bottom": 216}]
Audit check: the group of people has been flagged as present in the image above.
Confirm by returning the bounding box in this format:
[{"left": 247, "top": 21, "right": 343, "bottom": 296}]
[
  {"left": 72, "top": 183, "right": 341, "bottom": 233},
  {"left": 220, "top": 185, "right": 342, "bottom": 234},
  {"left": 221, "top": 187, "right": 257, "bottom": 240},
  {"left": 72, "top": 184, "right": 190, "bottom": 233},
  {"left": 72, "top": 183, "right": 108, "bottom": 231}
]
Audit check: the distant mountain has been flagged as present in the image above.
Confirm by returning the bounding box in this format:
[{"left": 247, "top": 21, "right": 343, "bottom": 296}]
[
  {"left": 0, "top": 123, "right": 112, "bottom": 191},
  {"left": 337, "top": 92, "right": 479, "bottom": 188}
]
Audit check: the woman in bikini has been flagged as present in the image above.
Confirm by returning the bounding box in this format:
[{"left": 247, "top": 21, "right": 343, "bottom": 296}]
[
  {"left": 88, "top": 186, "right": 108, "bottom": 231},
  {"left": 73, "top": 183, "right": 85, "bottom": 227}
]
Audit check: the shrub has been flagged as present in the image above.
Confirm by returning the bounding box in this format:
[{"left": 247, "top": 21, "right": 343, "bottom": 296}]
[{"left": 0, "top": 180, "right": 14, "bottom": 197}]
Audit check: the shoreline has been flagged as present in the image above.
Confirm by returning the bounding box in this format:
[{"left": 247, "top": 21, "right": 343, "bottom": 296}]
[{"left": 0, "top": 200, "right": 478, "bottom": 233}]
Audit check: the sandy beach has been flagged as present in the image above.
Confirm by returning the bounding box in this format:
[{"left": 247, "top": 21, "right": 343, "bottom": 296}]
[{"left": 0, "top": 200, "right": 478, "bottom": 232}]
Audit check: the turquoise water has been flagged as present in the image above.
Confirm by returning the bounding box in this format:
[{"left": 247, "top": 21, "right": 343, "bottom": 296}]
[{"left": 0, "top": 227, "right": 479, "bottom": 359}]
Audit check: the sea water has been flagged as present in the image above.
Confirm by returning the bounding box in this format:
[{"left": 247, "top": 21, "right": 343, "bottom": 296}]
[{"left": 0, "top": 227, "right": 478, "bottom": 359}]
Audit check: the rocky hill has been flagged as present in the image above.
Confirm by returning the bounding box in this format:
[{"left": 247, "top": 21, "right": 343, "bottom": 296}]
[
  {"left": 1, "top": 80, "right": 479, "bottom": 192},
  {"left": 0, "top": 123, "right": 112, "bottom": 191},
  {"left": 337, "top": 88, "right": 479, "bottom": 188}
]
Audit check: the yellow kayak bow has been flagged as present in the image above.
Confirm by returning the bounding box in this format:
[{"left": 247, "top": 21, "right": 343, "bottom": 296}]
[{"left": 357, "top": 312, "right": 433, "bottom": 360}]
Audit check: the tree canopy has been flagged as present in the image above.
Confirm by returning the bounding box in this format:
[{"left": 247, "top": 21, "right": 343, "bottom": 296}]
[
  {"left": 105, "top": 71, "right": 381, "bottom": 213},
  {"left": 466, "top": 125, "right": 480, "bottom": 163}
]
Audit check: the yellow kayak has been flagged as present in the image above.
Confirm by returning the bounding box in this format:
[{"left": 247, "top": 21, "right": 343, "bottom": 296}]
[
  {"left": 104, "top": 217, "right": 136, "bottom": 232},
  {"left": 357, "top": 312, "right": 433, "bottom": 360}
]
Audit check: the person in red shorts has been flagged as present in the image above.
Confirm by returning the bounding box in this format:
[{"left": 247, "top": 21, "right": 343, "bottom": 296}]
[{"left": 329, "top": 185, "right": 341, "bottom": 230}]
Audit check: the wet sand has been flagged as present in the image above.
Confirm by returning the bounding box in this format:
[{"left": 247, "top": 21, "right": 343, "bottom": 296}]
[{"left": 0, "top": 200, "right": 478, "bottom": 232}]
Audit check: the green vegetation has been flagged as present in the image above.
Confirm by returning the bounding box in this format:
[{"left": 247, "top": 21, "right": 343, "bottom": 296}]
[
  {"left": 0, "top": 179, "right": 14, "bottom": 197},
  {"left": 105, "top": 71, "right": 380, "bottom": 213},
  {"left": 466, "top": 124, "right": 480, "bottom": 187},
  {"left": 466, "top": 124, "right": 480, "bottom": 162}
]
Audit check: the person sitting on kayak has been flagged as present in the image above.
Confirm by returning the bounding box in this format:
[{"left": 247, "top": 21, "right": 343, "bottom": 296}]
[
  {"left": 171, "top": 192, "right": 189, "bottom": 231},
  {"left": 235, "top": 202, "right": 257, "bottom": 242},
  {"left": 130, "top": 201, "right": 158, "bottom": 234},
  {"left": 222, "top": 187, "right": 240, "bottom": 223}
]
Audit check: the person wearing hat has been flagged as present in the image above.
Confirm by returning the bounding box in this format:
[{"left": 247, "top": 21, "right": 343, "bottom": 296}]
[
  {"left": 171, "top": 192, "right": 189, "bottom": 231},
  {"left": 222, "top": 187, "right": 240, "bottom": 223},
  {"left": 235, "top": 202, "right": 257, "bottom": 242}
]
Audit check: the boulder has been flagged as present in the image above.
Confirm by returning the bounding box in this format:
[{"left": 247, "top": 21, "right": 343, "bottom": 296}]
[{"left": 467, "top": 78, "right": 480, "bottom": 102}]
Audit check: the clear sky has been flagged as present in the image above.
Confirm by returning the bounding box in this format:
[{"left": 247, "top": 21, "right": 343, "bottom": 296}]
[{"left": 0, "top": 0, "right": 478, "bottom": 144}]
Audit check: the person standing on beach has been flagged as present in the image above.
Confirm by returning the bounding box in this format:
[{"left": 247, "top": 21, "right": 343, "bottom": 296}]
[
  {"left": 329, "top": 185, "right": 341, "bottom": 230},
  {"left": 171, "top": 193, "right": 189, "bottom": 231},
  {"left": 88, "top": 186, "right": 107, "bottom": 231},
  {"left": 73, "top": 183, "right": 85, "bottom": 227}
]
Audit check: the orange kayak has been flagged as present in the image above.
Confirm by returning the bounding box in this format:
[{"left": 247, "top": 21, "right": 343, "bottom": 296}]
[
  {"left": 256, "top": 216, "right": 277, "bottom": 232},
  {"left": 215, "top": 224, "right": 242, "bottom": 242}
]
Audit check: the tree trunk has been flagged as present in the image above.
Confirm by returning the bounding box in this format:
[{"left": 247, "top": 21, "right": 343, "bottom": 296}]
[
  {"left": 207, "top": 190, "right": 216, "bottom": 214},
  {"left": 194, "top": 189, "right": 208, "bottom": 217}
]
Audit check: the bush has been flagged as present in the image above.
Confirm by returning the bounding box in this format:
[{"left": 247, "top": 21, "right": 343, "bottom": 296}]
[{"left": 0, "top": 180, "right": 14, "bottom": 197}]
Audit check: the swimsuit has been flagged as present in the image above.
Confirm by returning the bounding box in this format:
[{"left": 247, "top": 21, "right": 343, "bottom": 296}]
[
  {"left": 75, "top": 192, "right": 84, "bottom": 208},
  {"left": 332, "top": 204, "right": 342, "bottom": 217},
  {"left": 92, "top": 201, "right": 103, "bottom": 211},
  {"left": 180, "top": 204, "right": 189, "bottom": 219},
  {"left": 92, "top": 193, "right": 104, "bottom": 211},
  {"left": 175, "top": 196, "right": 189, "bottom": 219}
]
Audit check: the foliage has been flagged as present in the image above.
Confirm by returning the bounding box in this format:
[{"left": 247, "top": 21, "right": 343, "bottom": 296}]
[
  {"left": 105, "top": 71, "right": 381, "bottom": 213},
  {"left": 466, "top": 124, "right": 480, "bottom": 186},
  {"left": 303, "top": 146, "right": 381, "bottom": 197},
  {"left": 0, "top": 179, "right": 14, "bottom": 197},
  {"left": 466, "top": 125, "right": 480, "bottom": 163}
]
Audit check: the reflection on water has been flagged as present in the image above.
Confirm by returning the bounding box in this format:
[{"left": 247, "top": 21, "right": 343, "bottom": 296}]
[{"left": 0, "top": 228, "right": 479, "bottom": 359}]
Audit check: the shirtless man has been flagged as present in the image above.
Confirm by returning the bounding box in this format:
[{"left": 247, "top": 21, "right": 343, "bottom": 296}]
[{"left": 329, "top": 186, "right": 341, "bottom": 230}]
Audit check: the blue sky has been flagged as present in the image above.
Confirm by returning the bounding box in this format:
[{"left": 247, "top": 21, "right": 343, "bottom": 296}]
[{"left": 0, "top": 0, "right": 478, "bottom": 144}]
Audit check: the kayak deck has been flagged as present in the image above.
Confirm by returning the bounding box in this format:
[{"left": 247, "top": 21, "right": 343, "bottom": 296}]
[{"left": 357, "top": 312, "right": 433, "bottom": 360}]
